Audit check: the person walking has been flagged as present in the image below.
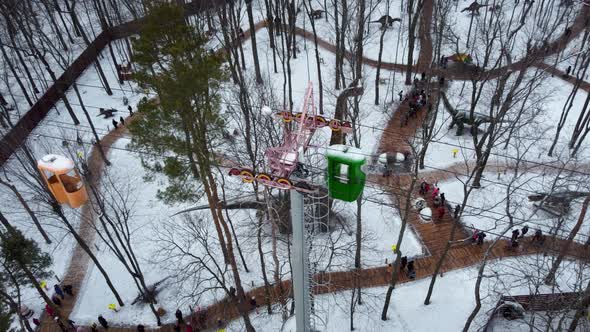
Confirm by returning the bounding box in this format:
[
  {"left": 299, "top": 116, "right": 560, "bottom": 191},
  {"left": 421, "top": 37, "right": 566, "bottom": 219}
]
[
  {"left": 52, "top": 295, "right": 62, "bottom": 306},
  {"left": 440, "top": 193, "right": 446, "bottom": 205},
  {"left": 250, "top": 296, "right": 259, "bottom": 314},
  {"left": 217, "top": 319, "right": 226, "bottom": 332},
  {"left": 63, "top": 284, "right": 74, "bottom": 296},
  {"left": 128, "top": 105, "right": 133, "bottom": 115},
  {"left": 398, "top": 90, "right": 403, "bottom": 101},
  {"left": 111, "top": 119, "right": 118, "bottom": 129},
  {"left": 511, "top": 229, "right": 520, "bottom": 241},
  {"left": 407, "top": 258, "right": 415, "bottom": 272},
  {"left": 54, "top": 284, "right": 64, "bottom": 299},
  {"left": 438, "top": 206, "right": 445, "bottom": 219},
  {"left": 477, "top": 231, "right": 486, "bottom": 245},
  {"left": 98, "top": 315, "right": 109, "bottom": 329},
  {"left": 533, "top": 228, "right": 542, "bottom": 241},
  {"left": 565, "top": 65, "right": 572, "bottom": 77},
  {"left": 229, "top": 286, "right": 236, "bottom": 298},
  {"left": 400, "top": 256, "right": 408, "bottom": 270},
  {"left": 176, "top": 308, "right": 184, "bottom": 324},
  {"left": 431, "top": 187, "right": 440, "bottom": 200},
  {"left": 419, "top": 180, "right": 428, "bottom": 195},
  {"left": 119, "top": 116, "right": 125, "bottom": 126},
  {"left": 45, "top": 304, "right": 55, "bottom": 317},
  {"left": 433, "top": 196, "right": 442, "bottom": 208},
  {"left": 454, "top": 204, "right": 461, "bottom": 219},
  {"left": 472, "top": 229, "right": 479, "bottom": 244},
  {"left": 520, "top": 225, "right": 529, "bottom": 238},
  {"left": 67, "top": 319, "right": 77, "bottom": 329}
]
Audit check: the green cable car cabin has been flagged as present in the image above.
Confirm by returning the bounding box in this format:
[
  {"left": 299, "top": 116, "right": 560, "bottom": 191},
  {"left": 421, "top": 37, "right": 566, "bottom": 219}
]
[{"left": 325, "top": 145, "right": 366, "bottom": 202}]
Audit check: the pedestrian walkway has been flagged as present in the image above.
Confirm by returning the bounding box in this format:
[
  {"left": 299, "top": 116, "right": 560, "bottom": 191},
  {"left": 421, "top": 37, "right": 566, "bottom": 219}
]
[
  {"left": 39, "top": 3, "right": 590, "bottom": 330},
  {"left": 39, "top": 119, "right": 134, "bottom": 332}
]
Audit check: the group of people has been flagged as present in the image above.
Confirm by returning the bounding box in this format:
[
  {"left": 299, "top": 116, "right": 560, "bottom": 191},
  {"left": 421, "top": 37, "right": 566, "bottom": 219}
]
[
  {"left": 38, "top": 284, "right": 75, "bottom": 331},
  {"left": 110, "top": 105, "right": 134, "bottom": 130},
  {"left": 470, "top": 229, "right": 487, "bottom": 245},
  {"left": 386, "top": 256, "right": 416, "bottom": 279},
  {"left": 508, "top": 225, "right": 545, "bottom": 249},
  {"left": 419, "top": 179, "right": 447, "bottom": 221},
  {"left": 398, "top": 73, "right": 431, "bottom": 127},
  {"left": 401, "top": 256, "right": 416, "bottom": 279}
]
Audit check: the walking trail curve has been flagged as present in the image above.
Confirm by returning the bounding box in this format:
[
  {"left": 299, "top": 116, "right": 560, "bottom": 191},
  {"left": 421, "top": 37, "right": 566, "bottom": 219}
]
[{"left": 40, "top": 4, "right": 590, "bottom": 332}]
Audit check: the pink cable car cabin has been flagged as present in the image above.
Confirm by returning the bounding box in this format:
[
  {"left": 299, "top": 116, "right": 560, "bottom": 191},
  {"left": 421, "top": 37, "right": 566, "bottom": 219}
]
[{"left": 37, "top": 154, "right": 88, "bottom": 208}]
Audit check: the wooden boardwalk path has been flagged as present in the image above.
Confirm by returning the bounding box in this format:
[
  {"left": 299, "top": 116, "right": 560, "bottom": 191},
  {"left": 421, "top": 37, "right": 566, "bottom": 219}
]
[{"left": 39, "top": 2, "right": 590, "bottom": 331}]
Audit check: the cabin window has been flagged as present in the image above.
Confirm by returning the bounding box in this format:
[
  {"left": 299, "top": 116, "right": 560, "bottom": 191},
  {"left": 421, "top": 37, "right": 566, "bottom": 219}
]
[
  {"left": 337, "top": 164, "right": 349, "bottom": 184},
  {"left": 59, "top": 169, "right": 81, "bottom": 193}
]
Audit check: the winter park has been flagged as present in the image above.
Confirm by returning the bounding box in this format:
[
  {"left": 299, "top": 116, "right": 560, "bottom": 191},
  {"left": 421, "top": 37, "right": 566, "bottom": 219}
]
[{"left": 1, "top": 0, "right": 590, "bottom": 331}]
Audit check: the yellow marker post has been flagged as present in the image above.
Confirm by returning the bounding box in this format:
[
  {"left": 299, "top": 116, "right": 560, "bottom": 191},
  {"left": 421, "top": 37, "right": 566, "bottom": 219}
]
[
  {"left": 40, "top": 280, "right": 47, "bottom": 290},
  {"left": 452, "top": 148, "right": 459, "bottom": 158},
  {"left": 108, "top": 303, "right": 118, "bottom": 312},
  {"left": 391, "top": 244, "right": 397, "bottom": 253}
]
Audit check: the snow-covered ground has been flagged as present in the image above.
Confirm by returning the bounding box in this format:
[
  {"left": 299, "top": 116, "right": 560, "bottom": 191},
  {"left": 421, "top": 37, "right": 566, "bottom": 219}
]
[
  {"left": 67, "top": 18, "right": 427, "bottom": 325},
  {"left": 437, "top": 171, "right": 590, "bottom": 243},
  {"left": 0, "top": 2, "right": 136, "bottom": 130},
  {"left": 441, "top": 1, "right": 580, "bottom": 67},
  {"left": 3, "top": 0, "right": 590, "bottom": 330},
  {"left": 423, "top": 69, "right": 590, "bottom": 171},
  {"left": 0, "top": 43, "right": 144, "bottom": 329},
  {"left": 226, "top": 255, "right": 590, "bottom": 331}
]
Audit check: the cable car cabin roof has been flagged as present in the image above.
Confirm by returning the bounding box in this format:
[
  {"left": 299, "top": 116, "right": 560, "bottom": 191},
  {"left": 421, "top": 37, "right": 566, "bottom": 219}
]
[
  {"left": 38, "top": 154, "right": 75, "bottom": 174},
  {"left": 326, "top": 145, "right": 366, "bottom": 163}
]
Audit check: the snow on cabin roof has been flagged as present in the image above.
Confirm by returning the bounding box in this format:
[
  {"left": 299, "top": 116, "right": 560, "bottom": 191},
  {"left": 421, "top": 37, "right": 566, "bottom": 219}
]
[
  {"left": 325, "top": 145, "right": 366, "bottom": 163},
  {"left": 37, "top": 154, "right": 75, "bottom": 173}
]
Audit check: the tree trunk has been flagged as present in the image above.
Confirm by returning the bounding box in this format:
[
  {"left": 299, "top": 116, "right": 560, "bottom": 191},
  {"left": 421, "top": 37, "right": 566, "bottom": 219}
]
[
  {"left": 334, "top": 0, "right": 341, "bottom": 90},
  {"left": 55, "top": 208, "right": 124, "bottom": 306},
  {"left": 381, "top": 177, "right": 418, "bottom": 320},
  {"left": 68, "top": 1, "right": 113, "bottom": 95},
  {"left": 545, "top": 195, "right": 590, "bottom": 285},
  {"left": 72, "top": 83, "right": 110, "bottom": 165},
  {"left": 354, "top": 193, "right": 363, "bottom": 305},
  {"left": 330, "top": 81, "right": 363, "bottom": 145},
  {"left": 0, "top": 179, "right": 51, "bottom": 244},
  {"left": 49, "top": 0, "right": 75, "bottom": 44},
  {"left": 0, "top": 41, "right": 33, "bottom": 106},
  {"left": 306, "top": 1, "right": 324, "bottom": 114},
  {"left": 405, "top": 0, "right": 423, "bottom": 85},
  {"left": 354, "top": 0, "right": 365, "bottom": 80},
  {"left": 256, "top": 214, "right": 272, "bottom": 314},
  {"left": 263, "top": 0, "right": 278, "bottom": 73},
  {"left": 567, "top": 279, "right": 590, "bottom": 332},
  {"left": 424, "top": 218, "right": 459, "bottom": 304},
  {"left": 246, "top": 0, "right": 263, "bottom": 84},
  {"left": 4, "top": 19, "right": 40, "bottom": 94},
  {"left": 375, "top": 24, "right": 387, "bottom": 105}
]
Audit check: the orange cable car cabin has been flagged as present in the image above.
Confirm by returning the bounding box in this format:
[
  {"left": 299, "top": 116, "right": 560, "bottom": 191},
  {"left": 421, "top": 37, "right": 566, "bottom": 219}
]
[{"left": 37, "top": 155, "right": 88, "bottom": 208}]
